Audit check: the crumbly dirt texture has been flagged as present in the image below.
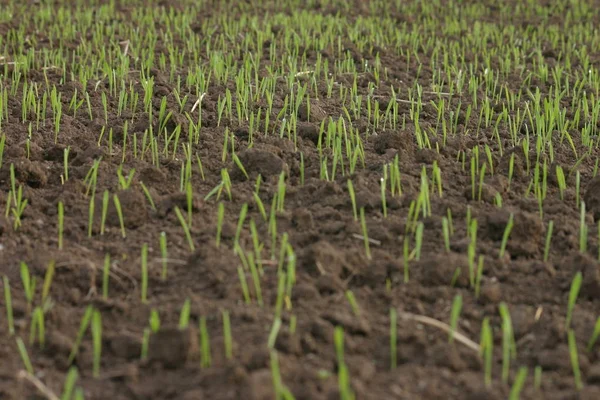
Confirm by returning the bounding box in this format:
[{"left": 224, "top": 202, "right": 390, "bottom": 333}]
[{"left": 1, "top": 0, "right": 600, "bottom": 399}]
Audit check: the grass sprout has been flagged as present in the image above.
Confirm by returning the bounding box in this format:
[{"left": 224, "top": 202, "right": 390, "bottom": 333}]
[
  {"left": 565, "top": 272, "right": 582, "bottom": 330},
  {"left": 3, "top": 276, "right": 15, "bottom": 335},
  {"left": 16, "top": 338, "right": 34, "bottom": 374},
  {"left": 568, "top": 329, "right": 583, "bottom": 391}
]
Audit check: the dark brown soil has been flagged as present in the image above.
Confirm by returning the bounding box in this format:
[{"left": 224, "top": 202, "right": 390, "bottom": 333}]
[{"left": 2, "top": 1, "right": 600, "bottom": 399}]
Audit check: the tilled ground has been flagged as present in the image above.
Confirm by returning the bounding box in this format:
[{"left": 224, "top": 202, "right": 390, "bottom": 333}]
[{"left": 2, "top": 1, "right": 600, "bottom": 399}]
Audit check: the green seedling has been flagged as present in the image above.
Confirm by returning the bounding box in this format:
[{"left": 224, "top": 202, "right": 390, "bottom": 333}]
[
  {"left": 508, "top": 367, "right": 528, "bottom": 400},
  {"left": 467, "top": 219, "right": 477, "bottom": 287},
  {"left": 199, "top": 316, "right": 212, "bottom": 368},
  {"left": 73, "top": 387, "right": 85, "bottom": 400},
  {"left": 270, "top": 350, "right": 294, "bottom": 400},
  {"left": 390, "top": 308, "right": 397, "bottom": 370},
  {"left": 499, "top": 303, "right": 516, "bottom": 383},
  {"left": 20, "top": 262, "right": 36, "bottom": 313},
  {"left": 29, "top": 306, "right": 45, "bottom": 348},
  {"left": 84, "top": 158, "right": 101, "bottom": 197},
  {"left": 345, "top": 291, "right": 360, "bottom": 316},
  {"left": 334, "top": 326, "right": 355, "bottom": 400},
  {"left": 477, "top": 164, "right": 487, "bottom": 202},
  {"left": 237, "top": 266, "right": 251, "bottom": 305},
  {"left": 255, "top": 175, "right": 262, "bottom": 195},
  {"left": 91, "top": 310, "right": 102, "bottom": 378},
  {"left": 196, "top": 154, "right": 205, "bottom": 180},
  {"left": 139, "top": 182, "right": 156, "bottom": 211},
  {"left": 140, "top": 243, "right": 149, "bottom": 303},
  {"left": 565, "top": 272, "right": 582, "bottom": 330},
  {"left": 587, "top": 317, "right": 600, "bottom": 352},
  {"left": 534, "top": 366, "right": 543, "bottom": 390},
  {"left": 232, "top": 154, "right": 249, "bottom": 180},
  {"left": 159, "top": 232, "right": 168, "bottom": 280},
  {"left": 284, "top": 246, "right": 296, "bottom": 309},
  {"left": 576, "top": 170, "right": 581, "bottom": 209},
  {"left": 113, "top": 194, "right": 126, "bottom": 238},
  {"left": 544, "top": 221, "right": 554, "bottom": 262},
  {"left": 205, "top": 169, "right": 233, "bottom": 201},
  {"left": 139, "top": 328, "right": 149, "bottom": 359},
  {"left": 68, "top": 306, "right": 94, "bottom": 365},
  {"left": 234, "top": 203, "right": 248, "bottom": 247},
  {"left": 480, "top": 317, "right": 493, "bottom": 387},
  {"left": 186, "top": 181, "right": 193, "bottom": 227},
  {"left": 414, "top": 222, "right": 424, "bottom": 261},
  {"left": 495, "top": 193, "right": 503, "bottom": 208},
  {"left": 431, "top": 161, "right": 443, "bottom": 196},
  {"left": 16, "top": 338, "right": 34, "bottom": 374},
  {"left": 179, "top": 298, "right": 191, "bottom": 329},
  {"left": 556, "top": 165, "right": 566, "bottom": 200},
  {"left": 268, "top": 317, "right": 282, "bottom": 349},
  {"left": 102, "top": 254, "right": 110, "bottom": 299},
  {"left": 475, "top": 256, "right": 484, "bottom": 298},
  {"left": 277, "top": 233, "right": 289, "bottom": 274},
  {"left": 359, "top": 208, "right": 371, "bottom": 260},
  {"left": 222, "top": 310, "right": 233, "bottom": 360},
  {"left": 247, "top": 253, "right": 263, "bottom": 306},
  {"left": 275, "top": 172, "right": 287, "bottom": 212},
  {"left": 88, "top": 195, "right": 95, "bottom": 238},
  {"left": 274, "top": 272, "right": 286, "bottom": 318},
  {"left": 63, "top": 147, "right": 70, "bottom": 182},
  {"left": 100, "top": 190, "right": 109, "bottom": 235},
  {"left": 470, "top": 157, "right": 476, "bottom": 200},
  {"left": 174, "top": 206, "right": 194, "bottom": 251},
  {"left": 9, "top": 166, "right": 28, "bottom": 230},
  {"left": 216, "top": 202, "right": 225, "bottom": 247},
  {"left": 252, "top": 192, "right": 267, "bottom": 221},
  {"left": 449, "top": 295, "right": 462, "bottom": 343},
  {"left": 250, "top": 221, "right": 263, "bottom": 272},
  {"left": 347, "top": 180, "right": 357, "bottom": 221},
  {"left": 41, "top": 260, "right": 55, "bottom": 306},
  {"left": 4, "top": 276, "right": 15, "bottom": 335},
  {"left": 148, "top": 309, "right": 160, "bottom": 333},
  {"left": 58, "top": 201, "right": 64, "bottom": 249},
  {"left": 568, "top": 329, "right": 583, "bottom": 391},
  {"left": 380, "top": 177, "right": 387, "bottom": 218},
  {"left": 61, "top": 367, "right": 79, "bottom": 400},
  {"left": 499, "top": 213, "right": 514, "bottom": 258}
]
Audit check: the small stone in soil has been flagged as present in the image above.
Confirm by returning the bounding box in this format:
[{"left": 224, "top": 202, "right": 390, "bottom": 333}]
[
  {"left": 296, "top": 122, "right": 319, "bottom": 144},
  {"left": 148, "top": 327, "right": 193, "bottom": 369},
  {"left": 109, "top": 332, "right": 142, "bottom": 360},
  {"left": 479, "top": 282, "right": 502, "bottom": 303}
]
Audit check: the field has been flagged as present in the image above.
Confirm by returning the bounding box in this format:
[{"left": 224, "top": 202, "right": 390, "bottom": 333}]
[{"left": 1, "top": 0, "right": 600, "bottom": 398}]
